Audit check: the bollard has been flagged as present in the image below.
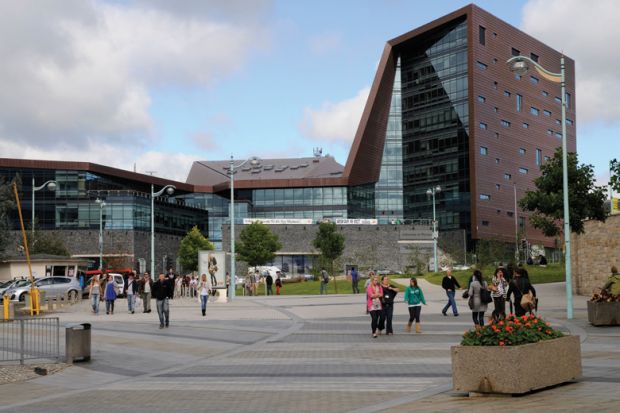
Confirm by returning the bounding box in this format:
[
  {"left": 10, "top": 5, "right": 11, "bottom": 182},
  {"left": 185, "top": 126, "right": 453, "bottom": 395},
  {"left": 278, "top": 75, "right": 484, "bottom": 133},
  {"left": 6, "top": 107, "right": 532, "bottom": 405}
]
[{"left": 3, "top": 294, "right": 9, "bottom": 320}]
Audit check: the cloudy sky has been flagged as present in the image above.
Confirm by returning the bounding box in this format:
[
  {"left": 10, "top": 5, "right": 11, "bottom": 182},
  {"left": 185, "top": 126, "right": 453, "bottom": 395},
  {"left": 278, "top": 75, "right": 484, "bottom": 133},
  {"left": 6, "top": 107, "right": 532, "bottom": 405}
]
[{"left": 0, "top": 0, "right": 617, "bottom": 187}]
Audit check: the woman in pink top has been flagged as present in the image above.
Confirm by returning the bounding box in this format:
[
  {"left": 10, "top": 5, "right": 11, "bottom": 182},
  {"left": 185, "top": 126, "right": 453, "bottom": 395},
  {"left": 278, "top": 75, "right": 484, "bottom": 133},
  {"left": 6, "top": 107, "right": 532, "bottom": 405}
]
[{"left": 366, "top": 273, "right": 384, "bottom": 338}]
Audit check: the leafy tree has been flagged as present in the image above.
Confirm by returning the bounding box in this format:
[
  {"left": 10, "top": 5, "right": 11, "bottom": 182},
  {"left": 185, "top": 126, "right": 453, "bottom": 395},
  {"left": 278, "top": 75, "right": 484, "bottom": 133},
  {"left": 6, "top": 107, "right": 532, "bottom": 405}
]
[
  {"left": 31, "top": 231, "right": 70, "bottom": 256},
  {"left": 313, "top": 221, "right": 345, "bottom": 293},
  {"left": 0, "top": 177, "right": 17, "bottom": 259},
  {"left": 610, "top": 158, "right": 620, "bottom": 193},
  {"left": 475, "top": 239, "right": 508, "bottom": 269},
  {"left": 235, "top": 222, "right": 282, "bottom": 269},
  {"left": 177, "top": 226, "right": 214, "bottom": 272},
  {"left": 519, "top": 148, "right": 606, "bottom": 236}
]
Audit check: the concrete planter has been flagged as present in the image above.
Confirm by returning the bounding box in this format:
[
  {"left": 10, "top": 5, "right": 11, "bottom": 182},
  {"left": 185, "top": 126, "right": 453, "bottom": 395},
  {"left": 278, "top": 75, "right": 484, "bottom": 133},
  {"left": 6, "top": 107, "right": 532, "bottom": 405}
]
[
  {"left": 451, "top": 335, "right": 581, "bottom": 394},
  {"left": 588, "top": 300, "right": 620, "bottom": 326}
]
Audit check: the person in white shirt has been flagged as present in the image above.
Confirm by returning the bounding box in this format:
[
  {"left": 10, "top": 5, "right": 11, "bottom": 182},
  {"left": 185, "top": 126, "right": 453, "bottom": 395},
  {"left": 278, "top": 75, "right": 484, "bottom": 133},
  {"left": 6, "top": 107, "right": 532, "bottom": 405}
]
[{"left": 198, "top": 273, "right": 210, "bottom": 317}]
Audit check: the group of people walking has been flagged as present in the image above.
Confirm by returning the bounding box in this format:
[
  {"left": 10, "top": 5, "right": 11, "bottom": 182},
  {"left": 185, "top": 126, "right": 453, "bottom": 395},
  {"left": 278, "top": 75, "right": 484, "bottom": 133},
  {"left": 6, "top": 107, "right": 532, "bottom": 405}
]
[{"left": 366, "top": 273, "right": 427, "bottom": 338}]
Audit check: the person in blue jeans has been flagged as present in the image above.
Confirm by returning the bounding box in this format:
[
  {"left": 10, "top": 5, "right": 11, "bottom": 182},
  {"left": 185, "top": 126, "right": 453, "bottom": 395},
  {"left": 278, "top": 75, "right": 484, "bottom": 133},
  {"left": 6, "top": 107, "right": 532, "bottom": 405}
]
[
  {"left": 350, "top": 267, "right": 359, "bottom": 294},
  {"left": 441, "top": 269, "right": 461, "bottom": 316}
]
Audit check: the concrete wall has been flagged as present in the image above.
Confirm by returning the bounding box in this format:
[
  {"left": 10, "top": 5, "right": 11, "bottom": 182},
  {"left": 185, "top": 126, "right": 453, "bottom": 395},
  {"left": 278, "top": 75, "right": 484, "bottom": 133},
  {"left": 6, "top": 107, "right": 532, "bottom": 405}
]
[
  {"left": 222, "top": 224, "right": 434, "bottom": 274},
  {"left": 571, "top": 214, "right": 620, "bottom": 295}
]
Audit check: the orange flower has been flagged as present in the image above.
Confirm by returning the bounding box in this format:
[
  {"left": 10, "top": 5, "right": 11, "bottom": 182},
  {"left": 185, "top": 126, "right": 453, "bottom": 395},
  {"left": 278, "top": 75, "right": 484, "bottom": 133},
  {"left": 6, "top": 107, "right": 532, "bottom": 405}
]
[
  {"left": 546, "top": 322, "right": 551, "bottom": 326},
  {"left": 533, "top": 319, "right": 538, "bottom": 324},
  {"left": 499, "top": 341, "right": 505, "bottom": 346},
  {"left": 498, "top": 321, "right": 504, "bottom": 326},
  {"left": 546, "top": 330, "right": 551, "bottom": 334},
  {"left": 525, "top": 322, "right": 531, "bottom": 327}
]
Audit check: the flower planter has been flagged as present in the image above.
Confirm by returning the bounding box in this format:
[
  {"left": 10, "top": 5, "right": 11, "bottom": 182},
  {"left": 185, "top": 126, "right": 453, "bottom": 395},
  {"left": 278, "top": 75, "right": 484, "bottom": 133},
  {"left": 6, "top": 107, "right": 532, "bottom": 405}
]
[
  {"left": 588, "top": 300, "right": 620, "bottom": 326},
  {"left": 451, "top": 335, "right": 581, "bottom": 394}
]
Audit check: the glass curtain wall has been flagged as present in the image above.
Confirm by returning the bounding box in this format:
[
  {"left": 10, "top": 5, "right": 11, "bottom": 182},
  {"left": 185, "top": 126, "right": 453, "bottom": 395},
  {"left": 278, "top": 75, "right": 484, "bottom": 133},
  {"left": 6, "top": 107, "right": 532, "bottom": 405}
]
[{"left": 400, "top": 18, "right": 471, "bottom": 233}]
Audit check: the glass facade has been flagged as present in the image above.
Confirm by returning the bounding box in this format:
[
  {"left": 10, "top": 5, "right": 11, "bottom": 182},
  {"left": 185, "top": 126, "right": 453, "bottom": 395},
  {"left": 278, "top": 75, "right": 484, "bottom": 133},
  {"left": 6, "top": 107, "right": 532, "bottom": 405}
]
[
  {"left": 399, "top": 18, "right": 471, "bottom": 233},
  {"left": 374, "top": 57, "right": 404, "bottom": 224},
  {"left": 1, "top": 168, "right": 208, "bottom": 236}
]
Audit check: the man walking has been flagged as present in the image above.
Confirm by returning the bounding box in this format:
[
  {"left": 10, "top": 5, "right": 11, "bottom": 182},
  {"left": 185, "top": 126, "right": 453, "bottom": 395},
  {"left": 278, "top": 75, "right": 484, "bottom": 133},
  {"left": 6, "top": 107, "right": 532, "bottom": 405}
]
[
  {"left": 153, "top": 273, "right": 173, "bottom": 329},
  {"left": 125, "top": 273, "right": 138, "bottom": 314},
  {"left": 265, "top": 272, "right": 273, "bottom": 295},
  {"left": 350, "top": 266, "right": 359, "bottom": 294},
  {"left": 441, "top": 268, "right": 460, "bottom": 316},
  {"left": 139, "top": 273, "right": 153, "bottom": 313},
  {"left": 320, "top": 268, "right": 329, "bottom": 295}
]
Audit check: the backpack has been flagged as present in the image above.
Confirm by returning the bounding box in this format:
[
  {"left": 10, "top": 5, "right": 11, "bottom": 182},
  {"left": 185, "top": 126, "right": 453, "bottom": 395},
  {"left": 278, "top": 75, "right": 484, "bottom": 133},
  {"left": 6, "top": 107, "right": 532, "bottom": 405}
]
[
  {"left": 480, "top": 283, "right": 493, "bottom": 304},
  {"left": 321, "top": 271, "right": 329, "bottom": 283}
]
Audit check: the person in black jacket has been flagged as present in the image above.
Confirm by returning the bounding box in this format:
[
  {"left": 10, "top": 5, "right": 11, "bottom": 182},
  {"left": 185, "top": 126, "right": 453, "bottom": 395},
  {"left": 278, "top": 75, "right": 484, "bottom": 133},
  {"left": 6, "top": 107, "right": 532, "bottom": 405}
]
[
  {"left": 125, "top": 273, "right": 139, "bottom": 314},
  {"left": 507, "top": 268, "right": 537, "bottom": 317},
  {"left": 378, "top": 276, "right": 399, "bottom": 335},
  {"left": 153, "top": 274, "right": 173, "bottom": 329},
  {"left": 441, "top": 269, "right": 461, "bottom": 316}
]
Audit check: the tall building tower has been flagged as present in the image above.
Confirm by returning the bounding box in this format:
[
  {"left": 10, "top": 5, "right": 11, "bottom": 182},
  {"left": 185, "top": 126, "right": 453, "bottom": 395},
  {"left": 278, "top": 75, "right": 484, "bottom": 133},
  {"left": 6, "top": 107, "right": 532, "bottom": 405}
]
[{"left": 344, "top": 4, "right": 576, "bottom": 248}]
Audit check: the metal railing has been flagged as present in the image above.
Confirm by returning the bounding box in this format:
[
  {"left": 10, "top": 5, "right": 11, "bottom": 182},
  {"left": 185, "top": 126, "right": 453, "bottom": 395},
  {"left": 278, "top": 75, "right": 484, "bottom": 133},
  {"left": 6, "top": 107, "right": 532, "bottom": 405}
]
[{"left": 0, "top": 318, "right": 61, "bottom": 364}]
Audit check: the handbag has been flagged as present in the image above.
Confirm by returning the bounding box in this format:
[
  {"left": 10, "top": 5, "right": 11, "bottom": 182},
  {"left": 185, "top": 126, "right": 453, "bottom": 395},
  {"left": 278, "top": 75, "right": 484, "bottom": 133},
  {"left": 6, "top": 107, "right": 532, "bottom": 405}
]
[
  {"left": 520, "top": 291, "right": 535, "bottom": 310},
  {"left": 480, "top": 284, "right": 493, "bottom": 304},
  {"left": 462, "top": 290, "right": 469, "bottom": 299},
  {"left": 468, "top": 295, "right": 474, "bottom": 310}
]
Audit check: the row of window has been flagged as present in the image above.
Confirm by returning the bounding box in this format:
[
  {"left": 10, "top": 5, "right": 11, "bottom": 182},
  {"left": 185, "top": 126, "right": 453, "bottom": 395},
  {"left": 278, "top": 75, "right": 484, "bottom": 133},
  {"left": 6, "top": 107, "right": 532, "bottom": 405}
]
[{"left": 481, "top": 216, "right": 526, "bottom": 228}]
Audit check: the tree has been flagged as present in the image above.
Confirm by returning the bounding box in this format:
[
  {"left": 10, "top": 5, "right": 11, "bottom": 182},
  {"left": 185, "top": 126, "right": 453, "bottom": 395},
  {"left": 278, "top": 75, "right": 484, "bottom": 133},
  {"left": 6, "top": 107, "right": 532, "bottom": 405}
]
[
  {"left": 236, "top": 222, "right": 282, "bottom": 269},
  {"left": 610, "top": 158, "right": 620, "bottom": 193},
  {"left": 31, "top": 231, "right": 70, "bottom": 256},
  {"left": 476, "top": 239, "right": 508, "bottom": 269},
  {"left": 313, "top": 221, "right": 345, "bottom": 293},
  {"left": 177, "top": 226, "right": 214, "bottom": 272},
  {"left": 0, "top": 177, "right": 17, "bottom": 259},
  {"left": 519, "top": 148, "right": 606, "bottom": 237}
]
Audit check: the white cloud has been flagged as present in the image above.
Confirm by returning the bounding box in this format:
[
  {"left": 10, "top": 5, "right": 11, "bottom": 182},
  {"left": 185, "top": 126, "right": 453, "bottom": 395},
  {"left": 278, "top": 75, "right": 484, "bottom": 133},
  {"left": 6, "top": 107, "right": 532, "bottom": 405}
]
[
  {"left": 300, "top": 87, "right": 370, "bottom": 144},
  {"left": 308, "top": 32, "right": 342, "bottom": 56},
  {"left": 522, "top": 0, "right": 620, "bottom": 123},
  {"left": 191, "top": 132, "right": 218, "bottom": 151},
  {"left": 0, "top": 0, "right": 269, "bottom": 180}
]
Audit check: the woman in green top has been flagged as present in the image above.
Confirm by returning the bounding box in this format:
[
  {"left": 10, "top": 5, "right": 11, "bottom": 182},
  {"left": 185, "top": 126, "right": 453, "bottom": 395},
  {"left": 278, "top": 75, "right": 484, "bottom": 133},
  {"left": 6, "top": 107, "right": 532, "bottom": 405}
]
[{"left": 404, "top": 277, "right": 426, "bottom": 333}]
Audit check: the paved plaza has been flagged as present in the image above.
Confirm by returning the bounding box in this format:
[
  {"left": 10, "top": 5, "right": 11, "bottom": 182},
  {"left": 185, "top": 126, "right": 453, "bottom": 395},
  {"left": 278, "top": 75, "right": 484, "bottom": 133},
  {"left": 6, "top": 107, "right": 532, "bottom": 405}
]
[{"left": 1, "top": 279, "right": 619, "bottom": 412}]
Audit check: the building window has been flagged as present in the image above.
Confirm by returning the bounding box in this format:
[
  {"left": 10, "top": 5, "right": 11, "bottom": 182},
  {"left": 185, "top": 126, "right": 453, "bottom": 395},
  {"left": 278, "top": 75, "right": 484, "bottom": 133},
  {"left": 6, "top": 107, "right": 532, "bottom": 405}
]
[
  {"left": 476, "top": 61, "right": 488, "bottom": 70},
  {"left": 515, "top": 74, "right": 522, "bottom": 80},
  {"left": 516, "top": 94, "right": 522, "bottom": 112},
  {"left": 555, "top": 119, "right": 561, "bottom": 125},
  {"left": 504, "top": 90, "right": 511, "bottom": 97},
  {"left": 519, "top": 167, "right": 529, "bottom": 175},
  {"left": 480, "top": 194, "right": 491, "bottom": 200},
  {"left": 482, "top": 220, "right": 490, "bottom": 227},
  {"left": 477, "top": 95, "right": 486, "bottom": 103},
  {"left": 547, "top": 129, "right": 554, "bottom": 136},
  {"left": 555, "top": 132, "right": 563, "bottom": 139},
  {"left": 511, "top": 47, "right": 520, "bottom": 56},
  {"left": 542, "top": 90, "right": 549, "bottom": 97},
  {"left": 530, "top": 76, "right": 539, "bottom": 85},
  {"left": 493, "top": 81, "right": 498, "bottom": 90},
  {"left": 555, "top": 96, "right": 562, "bottom": 104},
  {"left": 530, "top": 52, "right": 539, "bottom": 62},
  {"left": 566, "top": 118, "right": 574, "bottom": 126},
  {"left": 493, "top": 58, "right": 498, "bottom": 64},
  {"left": 519, "top": 216, "right": 526, "bottom": 230},
  {"left": 519, "top": 148, "right": 526, "bottom": 155},
  {"left": 544, "top": 155, "right": 551, "bottom": 162},
  {"left": 530, "top": 107, "right": 540, "bottom": 116},
  {"left": 495, "top": 132, "right": 499, "bottom": 139},
  {"left": 536, "top": 148, "right": 542, "bottom": 166},
  {"left": 479, "top": 25, "right": 486, "bottom": 45},
  {"left": 543, "top": 109, "right": 552, "bottom": 117},
  {"left": 480, "top": 146, "right": 488, "bottom": 155},
  {"left": 494, "top": 107, "right": 499, "bottom": 113},
  {"left": 479, "top": 122, "right": 488, "bottom": 130},
  {"left": 495, "top": 158, "right": 501, "bottom": 164},
  {"left": 522, "top": 123, "right": 529, "bottom": 129},
  {"left": 566, "top": 92, "right": 571, "bottom": 109},
  {"left": 504, "top": 173, "right": 512, "bottom": 180},
  {"left": 493, "top": 32, "right": 497, "bottom": 38},
  {"left": 501, "top": 120, "right": 511, "bottom": 127},
  {"left": 495, "top": 184, "right": 501, "bottom": 191},
  {"left": 507, "top": 211, "right": 514, "bottom": 217}
]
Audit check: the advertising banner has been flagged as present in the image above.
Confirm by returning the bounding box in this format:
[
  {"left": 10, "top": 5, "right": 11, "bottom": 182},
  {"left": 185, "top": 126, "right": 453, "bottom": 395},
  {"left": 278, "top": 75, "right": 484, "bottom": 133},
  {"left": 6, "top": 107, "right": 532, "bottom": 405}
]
[{"left": 198, "top": 251, "right": 226, "bottom": 287}]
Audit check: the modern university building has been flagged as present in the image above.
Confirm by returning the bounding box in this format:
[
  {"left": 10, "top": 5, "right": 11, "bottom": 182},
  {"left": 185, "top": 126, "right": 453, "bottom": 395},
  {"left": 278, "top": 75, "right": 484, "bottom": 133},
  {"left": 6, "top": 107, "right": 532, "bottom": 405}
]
[{"left": 0, "top": 4, "right": 575, "bottom": 275}]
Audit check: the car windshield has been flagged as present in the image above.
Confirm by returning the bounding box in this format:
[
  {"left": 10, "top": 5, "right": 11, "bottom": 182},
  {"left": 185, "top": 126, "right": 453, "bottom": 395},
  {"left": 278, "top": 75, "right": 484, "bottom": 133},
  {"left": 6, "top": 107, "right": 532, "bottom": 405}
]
[{"left": 13, "top": 280, "right": 31, "bottom": 288}]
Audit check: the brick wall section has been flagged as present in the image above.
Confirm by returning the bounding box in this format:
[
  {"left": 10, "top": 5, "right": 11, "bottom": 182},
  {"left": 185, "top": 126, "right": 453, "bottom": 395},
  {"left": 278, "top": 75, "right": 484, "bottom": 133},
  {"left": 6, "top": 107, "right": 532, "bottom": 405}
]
[
  {"left": 571, "top": 214, "right": 620, "bottom": 295},
  {"left": 222, "top": 224, "right": 434, "bottom": 274}
]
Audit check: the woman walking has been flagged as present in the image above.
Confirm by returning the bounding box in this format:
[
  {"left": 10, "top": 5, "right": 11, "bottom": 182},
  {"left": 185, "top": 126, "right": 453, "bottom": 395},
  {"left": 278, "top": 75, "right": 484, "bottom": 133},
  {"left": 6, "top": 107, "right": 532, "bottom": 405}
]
[
  {"left": 404, "top": 277, "right": 426, "bottom": 333},
  {"left": 104, "top": 274, "right": 117, "bottom": 315},
  {"left": 89, "top": 276, "right": 101, "bottom": 314},
  {"left": 366, "top": 274, "right": 383, "bottom": 338},
  {"left": 467, "top": 270, "right": 489, "bottom": 329},
  {"left": 379, "top": 276, "right": 399, "bottom": 335},
  {"left": 507, "top": 268, "right": 537, "bottom": 317},
  {"left": 275, "top": 274, "right": 283, "bottom": 295},
  {"left": 491, "top": 267, "right": 508, "bottom": 321},
  {"left": 198, "top": 274, "right": 209, "bottom": 317}
]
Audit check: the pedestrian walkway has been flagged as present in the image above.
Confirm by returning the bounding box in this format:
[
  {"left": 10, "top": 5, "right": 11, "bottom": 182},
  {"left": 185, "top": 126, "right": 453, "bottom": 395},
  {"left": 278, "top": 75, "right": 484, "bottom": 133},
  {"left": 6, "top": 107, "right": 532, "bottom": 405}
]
[{"left": 0, "top": 279, "right": 617, "bottom": 412}]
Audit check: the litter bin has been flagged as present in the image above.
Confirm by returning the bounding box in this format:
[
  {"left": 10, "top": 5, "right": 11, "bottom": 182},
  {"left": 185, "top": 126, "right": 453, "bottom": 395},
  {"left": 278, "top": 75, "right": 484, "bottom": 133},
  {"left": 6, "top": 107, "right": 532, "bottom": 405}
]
[{"left": 65, "top": 323, "right": 91, "bottom": 363}]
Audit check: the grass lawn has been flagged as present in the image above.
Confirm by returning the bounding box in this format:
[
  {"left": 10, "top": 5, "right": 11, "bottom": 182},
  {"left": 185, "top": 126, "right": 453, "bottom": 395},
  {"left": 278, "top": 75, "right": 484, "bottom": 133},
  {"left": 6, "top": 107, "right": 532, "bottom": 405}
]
[
  {"left": 423, "top": 263, "right": 565, "bottom": 288},
  {"left": 235, "top": 279, "right": 362, "bottom": 296}
]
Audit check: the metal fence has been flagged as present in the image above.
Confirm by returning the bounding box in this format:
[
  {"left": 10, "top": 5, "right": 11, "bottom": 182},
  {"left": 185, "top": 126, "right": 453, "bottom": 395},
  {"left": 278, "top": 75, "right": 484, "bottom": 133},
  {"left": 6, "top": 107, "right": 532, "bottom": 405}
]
[{"left": 0, "top": 318, "right": 61, "bottom": 364}]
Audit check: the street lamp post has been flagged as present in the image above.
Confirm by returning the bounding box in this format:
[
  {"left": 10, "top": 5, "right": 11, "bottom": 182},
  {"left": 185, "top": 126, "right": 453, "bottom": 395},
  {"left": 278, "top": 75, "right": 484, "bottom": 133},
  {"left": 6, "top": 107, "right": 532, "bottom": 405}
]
[
  {"left": 228, "top": 155, "right": 260, "bottom": 301},
  {"left": 31, "top": 178, "right": 57, "bottom": 238},
  {"left": 508, "top": 54, "right": 572, "bottom": 319},
  {"left": 151, "top": 184, "right": 176, "bottom": 277},
  {"left": 95, "top": 198, "right": 106, "bottom": 271},
  {"left": 426, "top": 185, "right": 441, "bottom": 273}
]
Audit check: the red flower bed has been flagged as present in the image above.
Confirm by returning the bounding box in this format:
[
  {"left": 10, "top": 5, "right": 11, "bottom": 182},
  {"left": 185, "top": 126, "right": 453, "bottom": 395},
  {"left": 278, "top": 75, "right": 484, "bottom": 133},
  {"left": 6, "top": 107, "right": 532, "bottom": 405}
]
[{"left": 461, "top": 314, "right": 564, "bottom": 346}]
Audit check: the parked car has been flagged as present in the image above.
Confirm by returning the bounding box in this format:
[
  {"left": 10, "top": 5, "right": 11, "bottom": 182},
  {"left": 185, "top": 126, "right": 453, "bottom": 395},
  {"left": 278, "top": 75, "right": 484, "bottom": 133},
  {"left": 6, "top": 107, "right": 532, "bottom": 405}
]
[
  {"left": 6, "top": 276, "right": 82, "bottom": 302},
  {"left": 1, "top": 279, "right": 30, "bottom": 296}
]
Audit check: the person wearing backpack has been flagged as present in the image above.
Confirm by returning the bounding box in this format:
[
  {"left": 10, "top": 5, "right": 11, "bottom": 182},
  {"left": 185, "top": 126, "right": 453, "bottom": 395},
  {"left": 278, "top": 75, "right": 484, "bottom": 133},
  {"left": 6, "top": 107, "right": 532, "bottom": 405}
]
[
  {"left": 320, "top": 268, "right": 329, "bottom": 295},
  {"left": 467, "top": 270, "right": 490, "bottom": 329}
]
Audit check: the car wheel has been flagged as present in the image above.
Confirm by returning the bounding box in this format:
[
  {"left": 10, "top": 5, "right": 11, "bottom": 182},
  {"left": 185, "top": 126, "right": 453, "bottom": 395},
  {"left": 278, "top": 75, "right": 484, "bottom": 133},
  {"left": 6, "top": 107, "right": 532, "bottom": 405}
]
[
  {"left": 68, "top": 290, "right": 78, "bottom": 303},
  {"left": 19, "top": 293, "right": 27, "bottom": 302}
]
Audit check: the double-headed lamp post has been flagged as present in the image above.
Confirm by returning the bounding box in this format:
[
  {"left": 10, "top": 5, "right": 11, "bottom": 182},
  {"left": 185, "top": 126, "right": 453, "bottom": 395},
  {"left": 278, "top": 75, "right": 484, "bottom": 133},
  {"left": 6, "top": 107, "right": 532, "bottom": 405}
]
[
  {"left": 151, "top": 184, "right": 175, "bottom": 277},
  {"left": 229, "top": 155, "right": 260, "bottom": 301},
  {"left": 426, "top": 185, "right": 441, "bottom": 273},
  {"left": 31, "top": 178, "right": 57, "bottom": 238},
  {"left": 95, "top": 198, "right": 106, "bottom": 271},
  {"left": 507, "top": 54, "right": 572, "bottom": 319}
]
